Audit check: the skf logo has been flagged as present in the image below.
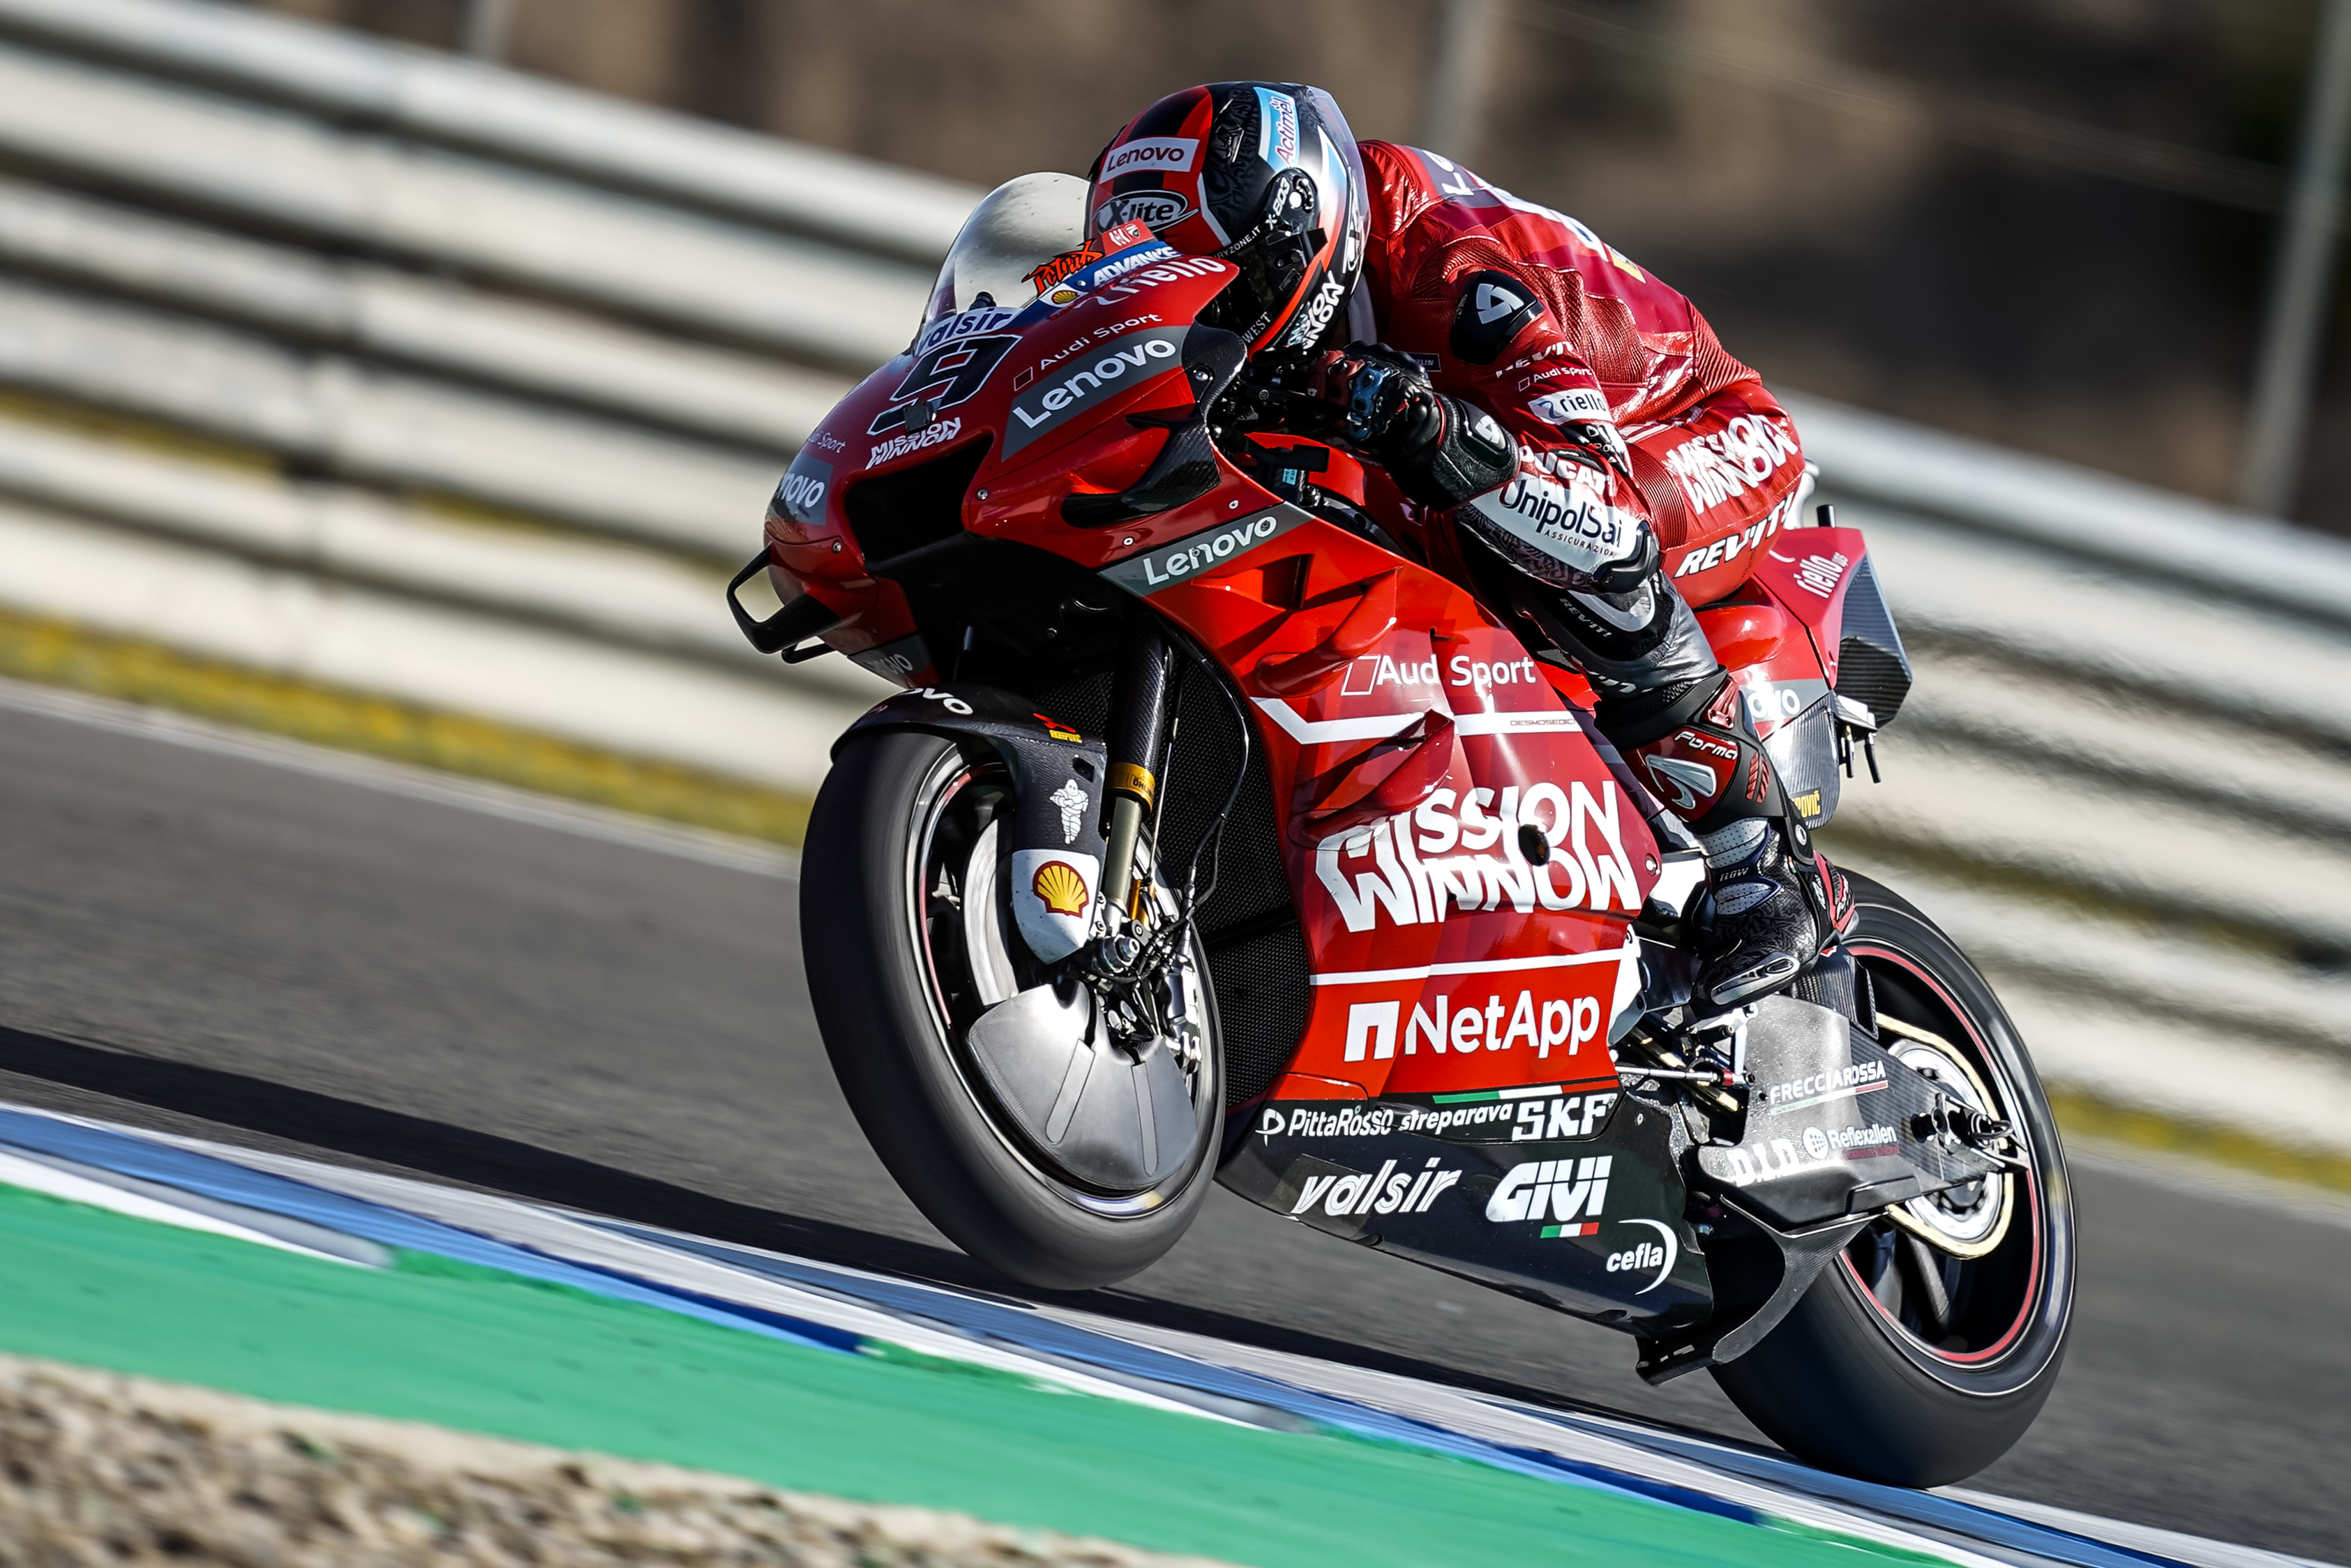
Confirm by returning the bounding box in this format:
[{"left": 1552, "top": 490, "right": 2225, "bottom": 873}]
[
  {"left": 1030, "top": 861, "right": 1090, "bottom": 917},
  {"left": 1485, "top": 1156, "right": 1612, "bottom": 1235}
]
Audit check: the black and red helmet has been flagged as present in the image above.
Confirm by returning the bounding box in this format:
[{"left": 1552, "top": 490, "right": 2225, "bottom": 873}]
[{"left": 1089, "top": 82, "right": 1369, "bottom": 357}]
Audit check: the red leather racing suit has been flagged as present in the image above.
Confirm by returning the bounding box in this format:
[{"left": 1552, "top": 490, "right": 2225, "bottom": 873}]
[{"left": 1346, "top": 141, "right": 1811, "bottom": 721}]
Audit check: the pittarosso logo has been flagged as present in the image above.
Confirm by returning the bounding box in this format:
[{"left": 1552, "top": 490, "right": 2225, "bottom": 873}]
[
  {"left": 1100, "top": 137, "right": 1198, "bottom": 178},
  {"left": 1315, "top": 780, "right": 1642, "bottom": 933},
  {"left": 1259, "top": 1103, "right": 1397, "bottom": 1138},
  {"left": 1012, "top": 335, "right": 1179, "bottom": 429},
  {"left": 1761, "top": 1058, "right": 1887, "bottom": 1112},
  {"left": 868, "top": 416, "right": 961, "bottom": 468},
  {"left": 1485, "top": 1155, "right": 1612, "bottom": 1235},
  {"left": 1290, "top": 1157, "right": 1462, "bottom": 1219},
  {"left": 1135, "top": 511, "right": 1281, "bottom": 585}
]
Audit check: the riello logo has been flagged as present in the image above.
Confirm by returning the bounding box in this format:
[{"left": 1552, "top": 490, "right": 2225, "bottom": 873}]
[{"left": 1314, "top": 780, "right": 1640, "bottom": 933}]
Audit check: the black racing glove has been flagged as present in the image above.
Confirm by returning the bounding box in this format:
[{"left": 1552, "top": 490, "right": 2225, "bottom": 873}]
[{"left": 1304, "top": 343, "right": 1515, "bottom": 509}]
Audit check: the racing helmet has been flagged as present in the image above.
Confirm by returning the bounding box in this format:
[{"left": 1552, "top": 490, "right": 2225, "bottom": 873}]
[{"left": 1089, "top": 82, "right": 1369, "bottom": 357}]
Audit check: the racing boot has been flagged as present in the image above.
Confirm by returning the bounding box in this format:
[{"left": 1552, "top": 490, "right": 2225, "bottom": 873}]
[
  {"left": 1604, "top": 671, "right": 1854, "bottom": 1013},
  {"left": 1691, "top": 815, "right": 1850, "bottom": 1011}
]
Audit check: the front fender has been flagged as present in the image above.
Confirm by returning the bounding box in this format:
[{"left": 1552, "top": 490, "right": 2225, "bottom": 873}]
[{"left": 834, "top": 684, "right": 1109, "bottom": 963}]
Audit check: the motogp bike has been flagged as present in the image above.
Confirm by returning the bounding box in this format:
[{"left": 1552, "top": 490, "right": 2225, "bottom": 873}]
[{"left": 730, "top": 174, "right": 2073, "bottom": 1487}]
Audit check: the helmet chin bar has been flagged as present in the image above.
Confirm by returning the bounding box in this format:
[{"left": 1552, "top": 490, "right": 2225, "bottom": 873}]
[{"left": 1204, "top": 169, "right": 1330, "bottom": 351}]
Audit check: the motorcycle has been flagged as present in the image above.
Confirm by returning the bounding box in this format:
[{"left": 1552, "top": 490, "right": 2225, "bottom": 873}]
[{"left": 729, "top": 173, "right": 2073, "bottom": 1488}]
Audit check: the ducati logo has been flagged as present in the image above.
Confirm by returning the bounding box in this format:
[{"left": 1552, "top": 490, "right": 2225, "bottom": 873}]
[{"left": 1475, "top": 280, "right": 1526, "bottom": 324}]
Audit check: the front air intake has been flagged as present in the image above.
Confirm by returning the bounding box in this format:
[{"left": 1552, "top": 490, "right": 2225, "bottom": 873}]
[{"left": 843, "top": 437, "right": 991, "bottom": 566}]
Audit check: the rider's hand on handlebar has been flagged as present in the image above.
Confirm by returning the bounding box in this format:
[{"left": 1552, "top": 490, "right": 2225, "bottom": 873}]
[{"left": 1304, "top": 342, "right": 1445, "bottom": 455}]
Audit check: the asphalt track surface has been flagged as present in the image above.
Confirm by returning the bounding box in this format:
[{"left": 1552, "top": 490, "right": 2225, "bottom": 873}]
[{"left": 2, "top": 693, "right": 2345, "bottom": 1564}]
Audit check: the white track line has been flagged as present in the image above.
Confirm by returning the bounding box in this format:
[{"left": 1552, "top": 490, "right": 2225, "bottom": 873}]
[{"left": 0, "top": 675, "right": 799, "bottom": 879}]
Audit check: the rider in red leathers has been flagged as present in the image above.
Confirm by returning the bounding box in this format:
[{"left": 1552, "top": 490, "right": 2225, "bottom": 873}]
[{"left": 1080, "top": 82, "right": 1853, "bottom": 1011}]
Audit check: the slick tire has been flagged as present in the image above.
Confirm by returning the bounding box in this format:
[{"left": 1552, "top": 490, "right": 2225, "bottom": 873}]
[
  {"left": 1708, "top": 871, "right": 2075, "bottom": 1486},
  {"left": 801, "top": 730, "right": 1220, "bottom": 1291}
]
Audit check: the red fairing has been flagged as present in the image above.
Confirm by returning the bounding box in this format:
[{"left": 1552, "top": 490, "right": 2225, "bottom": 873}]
[
  {"left": 1354, "top": 142, "right": 1807, "bottom": 605},
  {"left": 1145, "top": 521, "right": 1658, "bottom": 1103}
]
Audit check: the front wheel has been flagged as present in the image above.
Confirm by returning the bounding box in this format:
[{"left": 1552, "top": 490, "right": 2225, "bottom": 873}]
[
  {"left": 1709, "top": 870, "right": 2075, "bottom": 1486},
  {"left": 802, "top": 730, "right": 1222, "bottom": 1290}
]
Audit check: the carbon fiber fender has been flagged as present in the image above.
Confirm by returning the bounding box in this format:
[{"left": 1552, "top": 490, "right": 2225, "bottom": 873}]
[{"left": 833, "top": 684, "right": 1110, "bottom": 963}]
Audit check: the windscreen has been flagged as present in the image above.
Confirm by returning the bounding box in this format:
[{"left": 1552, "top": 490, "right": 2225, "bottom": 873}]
[{"left": 922, "top": 172, "right": 1089, "bottom": 323}]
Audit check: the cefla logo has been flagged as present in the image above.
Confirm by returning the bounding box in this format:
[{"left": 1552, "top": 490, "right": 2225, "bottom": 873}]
[
  {"left": 1315, "top": 781, "right": 1642, "bottom": 933},
  {"left": 1485, "top": 1155, "right": 1611, "bottom": 1237},
  {"left": 1291, "top": 1156, "right": 1462, "bottom": 1219},
  {"left": 1603, "top": 1219, "right": 1681, "bottom": 1293},
  {"left": 1101, "top": 137, "right": 1198, "bottom": 178}
]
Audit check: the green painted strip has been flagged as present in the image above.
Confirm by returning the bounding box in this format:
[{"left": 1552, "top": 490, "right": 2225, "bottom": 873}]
[
  {"left": 1432, "top": 1090, "right": 1501, "bottom": 1104},
  {"left": 0, "top": 1182, "right": 1935, "bottom": 1568}
]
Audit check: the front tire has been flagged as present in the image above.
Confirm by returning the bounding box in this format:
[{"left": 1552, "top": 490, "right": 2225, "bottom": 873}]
[
  {"left": 1709, "top": 871, "right": 2075, "bottom": 1486},
  {"left": 802, "top": 730, "right": 1222, "bottom": 1290}
]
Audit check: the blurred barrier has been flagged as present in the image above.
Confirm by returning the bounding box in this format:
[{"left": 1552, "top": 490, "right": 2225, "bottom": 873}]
[{"left": 0, "top": 0, "right": 2345, "bottom": 1147}]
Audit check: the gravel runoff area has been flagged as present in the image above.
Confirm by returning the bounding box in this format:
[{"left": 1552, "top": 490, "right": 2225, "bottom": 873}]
[{"left": 0, "top": 1355, "right": 1238, "bottom": 1568}]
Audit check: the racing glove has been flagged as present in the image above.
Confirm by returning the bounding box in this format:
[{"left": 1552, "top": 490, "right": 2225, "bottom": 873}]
[{"left": 1303, "top": 343, "right": 1514, "bottom": 509}]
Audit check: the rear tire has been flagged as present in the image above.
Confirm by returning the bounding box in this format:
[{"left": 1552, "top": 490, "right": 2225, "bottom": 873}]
[
  {"left": 1708, "top": 871, "right": 2075, "bottom": 1486},
  {"left": 802, "top": 730, "right": 1221, "bottom": 1290}
]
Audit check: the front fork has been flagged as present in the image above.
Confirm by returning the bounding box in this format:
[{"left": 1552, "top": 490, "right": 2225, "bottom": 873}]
[{"left": 1100, "top": 615, "right": 1175, "bottom": 924}]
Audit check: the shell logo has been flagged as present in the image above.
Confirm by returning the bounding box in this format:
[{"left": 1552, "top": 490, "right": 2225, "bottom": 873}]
[{"left": 1030, "top": 860, "right": 1090, "bottom": 917}]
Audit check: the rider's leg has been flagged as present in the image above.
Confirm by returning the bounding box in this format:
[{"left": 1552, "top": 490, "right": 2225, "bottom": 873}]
[{"left": 1512, "top": 570, "right": 1853, "bottom": 1011}]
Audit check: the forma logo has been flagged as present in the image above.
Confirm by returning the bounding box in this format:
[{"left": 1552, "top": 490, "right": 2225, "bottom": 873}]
[
  {"left": 1102, "top": 137, "right": 1198, "bottom": 178},
  {"left": 1002, "top": 326, "right": 1186, "bottom": 456}
]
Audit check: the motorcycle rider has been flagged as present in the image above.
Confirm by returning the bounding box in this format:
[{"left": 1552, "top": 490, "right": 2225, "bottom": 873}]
[{"left": 1078, "top": 82, "right": 1851, "bottom": 1011}]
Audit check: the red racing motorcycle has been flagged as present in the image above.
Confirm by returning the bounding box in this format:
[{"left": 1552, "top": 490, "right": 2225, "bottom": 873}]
[{"left": 730, "top": 175, "right": 2073, "bottom": 1487}]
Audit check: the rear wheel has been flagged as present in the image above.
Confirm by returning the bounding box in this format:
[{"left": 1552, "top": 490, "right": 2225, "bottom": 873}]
[
  {"left": 802, "top": 730, "right": 1222, "bottom": 1289},
  {"left": 1710, "top": 870, "right": 2075, "bottom": 1485}
]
